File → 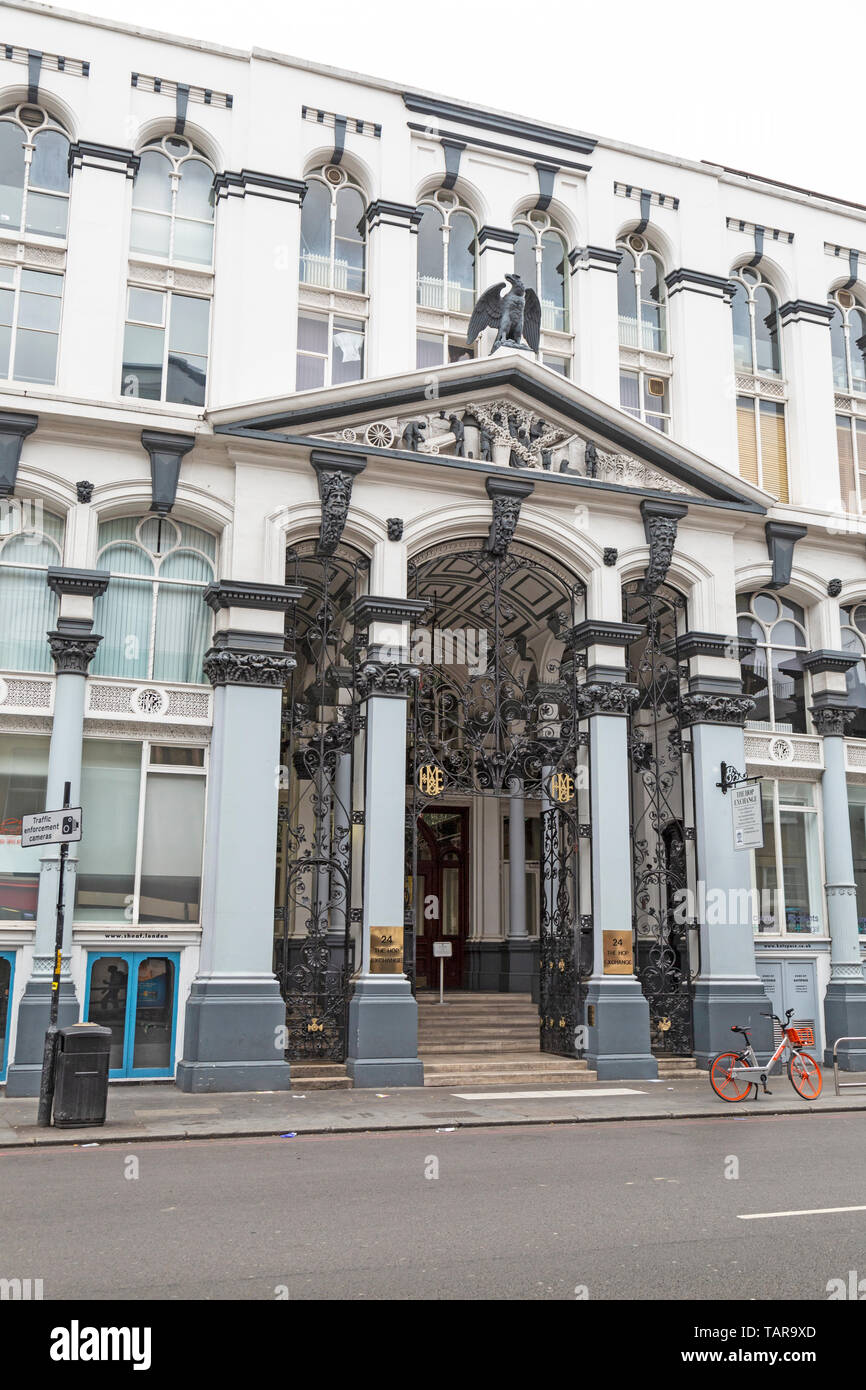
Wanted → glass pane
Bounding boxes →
[130,209,171,259]
[754,785,778,931]
[152,575,211,683]
[0,120,24,232]
[0,565,57,671]
[731,282,752,371]
[0,733,50,919]
[447,212,475,311]
[441,866,459,936]
[133,150,173,211]
[121,322,164,400]
[297,313,328,355]
[12,328,58,385]
[617,250,638,346]
[848,788,866,934]
[128,287,165,325]
[29,130,70,191]
[174,159,213,220]
[851,310,866,394]
[172,218,214,266]
[754,285,781,376]
[771,647,805,731]
[414,872,425,937]
[75,740,141,921]
[619,369,640,417]
[830,305,849,390]
[514,229,536,289]
[334,186,365,294]
[779,807,821,933]
[296,352,325,391]
[92,575,153,678]
[416,204,444,299]
[740,644,771,723]
[166,351,207,406]
[0,323,9,378]
[86,957,129,1070]
[0,956,10,1061]
[24,190,68,238]
[639,253,666,351]
[299,180,331,282]
[332,319,364,385]
[0,287,13,326]
[416,332,443,370]
[540,232,568,331]
[18,286,62,332]
[448,340,473,363]
[21,269,63,297]
[132,958,175,1069]
[169,294,210,356]
[543,354,569,376]
[776,781,815,808]
[139,775,205,923]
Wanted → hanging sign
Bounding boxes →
[602,931,633,975]
[370,925,404,974]
[731,782,763,851]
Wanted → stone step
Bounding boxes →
[419,1040,547,1054]
[424,1066,596,1088]
[290,1062,352,1091]
[423,1055,590,1076]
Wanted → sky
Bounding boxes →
[39,0,863,206]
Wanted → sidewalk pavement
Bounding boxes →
[2,1072,866,1147]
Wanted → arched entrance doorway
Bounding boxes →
[406,538,591,1056]
[622,579,698,1055]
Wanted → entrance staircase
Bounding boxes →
[655,1056,699,1079]
[289,1062,352,1091]
[417,991,596,1088]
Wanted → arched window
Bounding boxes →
[841,602,866,737]
[0,106,69,387]
[830,290,866,512]
[737,591,808,732]
[299,168,365,292]
[615,233,671,433]
[0,505,64,672]
[415,192,477,368]
[296,165,367,392]
[513,211,571,375]
[92,516,216,684]
[731,267,788,500]
[122,136,214,407]
[0,104,70,239]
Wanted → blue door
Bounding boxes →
[84,952,179,1078]
[0,950,15,1082]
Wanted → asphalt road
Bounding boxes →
[2,1112,865,1300]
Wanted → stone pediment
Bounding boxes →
[212,356,769,510]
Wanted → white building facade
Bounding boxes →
[1,0,865,1091]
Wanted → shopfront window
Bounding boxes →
[85,951,178,1077]
[74,740,206,925]
[737,591,808,732]
[754,780,823,934]
[0,505,64,672]
[841,603,866,738]
[848,784,866,934]
[0,732,48,920]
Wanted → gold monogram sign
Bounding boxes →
[549,771,575,804]
[418,764,445,796]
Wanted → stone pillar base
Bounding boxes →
[692,979,774,1070]
[583,978,658,1080]
[464,940,504,993]
[823,980,866,1070]
[5,979,80,1096]
[500,937,538,993]
[346,974,423,1087]
[175,976,291,1093]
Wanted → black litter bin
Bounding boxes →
[53,1023,112,1128]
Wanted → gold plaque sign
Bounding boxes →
[549,771,575,804]
[602,930,633,975]
[370,925,404,974]
[418,764,445,796]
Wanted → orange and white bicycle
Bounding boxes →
[709,1008,823,1103]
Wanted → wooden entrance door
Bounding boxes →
[414,808,468,989]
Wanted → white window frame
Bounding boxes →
[416,190,477,316]
[121,283,212,407]
[130,134,216,270]
[296,308,366,392]
[737,590,809,733]
[752,777,826,938]
[299,166,367,294]
[0,103,71,242]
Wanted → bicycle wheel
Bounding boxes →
[788,1052,823,1100]
[710,1052,752,1102]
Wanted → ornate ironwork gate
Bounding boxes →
[623,580,697,1056]
[406,540,589,1057]
[275,540,368,1061]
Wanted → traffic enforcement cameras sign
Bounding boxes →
[21,808,83,848]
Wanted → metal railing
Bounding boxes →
[832,1036,866,1094]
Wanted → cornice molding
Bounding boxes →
[46,567,110,599]
[204,581,305,614]
[401,92,597,156]
[213,170,307,204]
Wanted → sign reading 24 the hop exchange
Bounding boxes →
[731,782,764,851]
[602,930,633,975]
[370,925,404,974]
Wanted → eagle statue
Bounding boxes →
[466,273,542,354]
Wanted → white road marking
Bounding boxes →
[450,1088,646,1100]
[738,1205,866,1221]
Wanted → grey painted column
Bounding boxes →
[504,779,533,992]
[176,581,301,1093]
[579,680,658,1080]
[346,593,426,1087]
[679,660,774,1068]
[6,567,108,1096]
[812,701,866,1069]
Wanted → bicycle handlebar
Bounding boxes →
[760,1008,795,1026]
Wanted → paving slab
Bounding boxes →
[2,1071,866,1147]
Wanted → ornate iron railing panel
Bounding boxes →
[623,580,696,1057]
[275,541,368,1061]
